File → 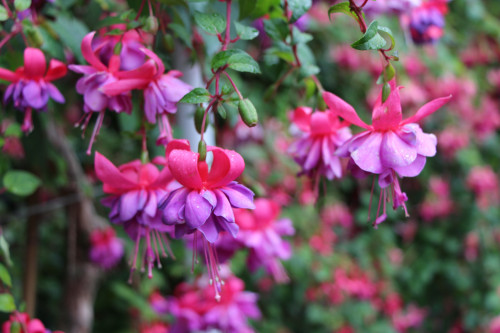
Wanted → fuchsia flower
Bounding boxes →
[158,139,255,299]
[2,312,63,333]
[103,48,191,144]
[323,79,451,225]
[289,106,352,181]
[466,166,500,210]
[165,269,260,333]
[69,32,156,153]
[0,48,66,132]
[407,0,449,44]
[89,227,124,269]
[95,152,176,279]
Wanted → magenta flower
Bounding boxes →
[158,139,255,298]
[69,32,156,153]
[234,198,294,282]
[408,2,448,44]
[103,48,191,144]
[89,227,124,269]
[323,80,451,225]
[95,152,176,279]
[167,270,260,332]
[289,106,352,181]
[0,48,66,132]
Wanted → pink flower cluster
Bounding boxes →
[2,312,63,333]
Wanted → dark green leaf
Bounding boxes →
[49,15,89,63]
[211,49,261,74]
[14,0,31,11]
[234,22,259,40]
[0,236,11,266]
[291,27,313,45]
[3,123,21,138]
[239,0,257,20]
[3,170,41,197]
[0,294,15,313]
[169,23,192,48]
[179,88,211,104]
[351,21,386,51]
[263,18,289,41]
[95,16,124,29]
[288,0,312,23]
[194,11,226,35]
[105,28,125,36]
[328,2,357,21]
[0,264,11,288]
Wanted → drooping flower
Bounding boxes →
[89,227,124,269]
[407,1,449,44]
[323,79,451,225]
[0,48,66,132]
[233,198,294,282]
[103,49,191,144]
[158,139,255,299]
[289,106,352,181]
[69,32,156,153]
[166,268,261,333]
[95,152,176,280]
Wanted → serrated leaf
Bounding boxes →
[180,88,211,104]
[0,294,15,313]
[288,0,312,23]
[351,21,386,51]
[234,22,259,40]
[194,11,226,35]
[14,0,31,11]
[211,49,260,74]
[0,5,8,21]
[3,171,41,197]
[0,264,11,288]
[328,2,364,21]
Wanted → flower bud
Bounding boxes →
[25,27,44,48]
[194,106,206,134]
[382,82,391,102]
[198,140,207,161]
[238,98,258,127]
[143,16,159,34]
[383,63,395,82]
[113,42,123,56]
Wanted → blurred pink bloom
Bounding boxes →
[289,106,352,181]
[420,176,453,221]
[139,322,169,333]
[320,203,353,228]
[2,312,63,333]
[489,316,500,333]
[407,1,448,44]
[309,226,336,255]
[167,270,261,332]
[324,79,451,225]
[466,166,500,210]
[438,127,469,159]
[331,44,380,77]
[334,267,377,300]
[464,231,479,262]
[488,69,500,88]
[89,227,124,269]
[363,0,421,15]
[0,48,66,132]
[95,152,176,279]
[392,305,427,333]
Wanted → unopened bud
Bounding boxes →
[143,16,159,34]
[113,42,123,55]
[163,34,174,52]
[238,98,258,127]
[317,92,327,111]
[383,63,395,82]
[194,106,206,134]
[25,27,43,48]
[382,82,391,102]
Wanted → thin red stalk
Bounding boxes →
[135,0,147,20]
[223,72,243,99]
[221,0,232,51]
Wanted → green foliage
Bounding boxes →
[351,21,387,51]
[3,171,41,197]
[193,11,226,35]
[179,88,211,104]
[211,49,261,74]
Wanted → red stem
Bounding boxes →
[223,72,243,99]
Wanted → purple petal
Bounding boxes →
[201,190,217,207]
[213,189,235,223]
[197,215,219,243]
[120,191,140,221]
[220,182,255,209]
[351,132,384,174]
[184,190,212,228]
[303,139,321,170]
[23,81,47,109]
[393,154,427,178]
[380,131,417,168]
[144,191,157,217]
[160,187,189,225]
[47,83,65,103]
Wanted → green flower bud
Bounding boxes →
[198,140,207,161]
[383,63,395,82]
[238,98,258,127]
[25,27,43,48]
[113,42,123,56]
[382,82,391,102]
[143,16,159,34]
[194,106,206,134]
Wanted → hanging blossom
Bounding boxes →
[406,0,450,44]
[69,31,157,153]
[289,106,352,181]
[0,48,66,133]
[103,48,192,145]
[94,152,177,280]
[2,312,63,333]
[162,268,261,333]
[323,79,451,226]
[89,226,124,269]
[158,139,255,300]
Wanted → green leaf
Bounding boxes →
[193,11,226,35]
[0,236,11,267]
[328,2,357,21]
[14,0,31,11]
[3,123,21,138]
[378,25,396,51]
[0,5,8,21]
[211,49,261,74]
[49,15,89,63]
[288,0,312,23]
[239,0,257,20]
[234,22,259,40]
[169,23,192,48]
[3,170,41,197]
[351,21,387,51]
[0,294,15,313]
[0,264,11,288]
[179,88,211,104]
[263,18,289,41]
[105,28,125,36]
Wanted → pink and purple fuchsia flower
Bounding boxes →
[94,152,177,280]
[159,139,255,300]
[289,106,352,181]
[0,48,66,133]
[323,79,451,226]
[89,227,124,269]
